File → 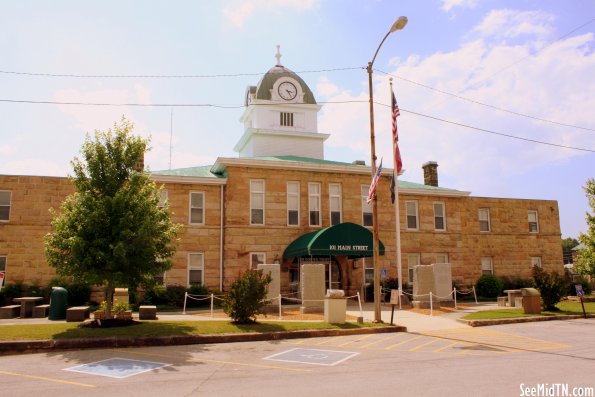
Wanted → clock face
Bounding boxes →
[278,81,297,100]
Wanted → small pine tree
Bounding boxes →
[223,269,272,324]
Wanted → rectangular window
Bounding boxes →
[154,271,166,286]
[280,112,294,127]
[329,183,342,226]
[250,180,265,225]
[436,253,449,264]
[481,257,493,275]
[406,201,419,230]
[531,257,542,268]
[158,190,168,208]
[528,210,539,233]
[479,208,491,232]
[189,192,204,224]
[308,183,321,227]
[250,252,266,269]
[287,182,300,226]
[361,185,372,227]
[0,191,11,222]
[0,256,6,288]
[408,253,420,282]
[434,202,446,231]
[188,253,204,286]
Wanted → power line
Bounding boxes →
[375,68,595,133]
[0,66,363,79]
[3,96,592,152]
[379,104,595,153]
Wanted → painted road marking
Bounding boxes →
[385,335,424,350]
[337,334,375,347]
[408,338,441,352]
[264,348,359,366]
[0,370,96,388]
[112,349,313,373]
[358,334,404,349]
[64,358,172,379]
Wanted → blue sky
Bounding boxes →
[1,0,594,239]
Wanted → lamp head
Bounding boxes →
[390,16,408,32]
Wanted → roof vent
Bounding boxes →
[352,160,366,166]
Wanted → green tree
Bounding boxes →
[45,118,181,318]
[223,269,272,324]
[576,179,595,278]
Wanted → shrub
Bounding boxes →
[185,284,210,308]
[475,275,504,298]
[223,269,272,324]
[47,277,92,306]
[568,276,592,296]
[500,276,533,291]
[0,282,27,305]
[532,266,568,311]
[141,284,188,307]
[164,285,187,307]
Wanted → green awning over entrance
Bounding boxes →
[283,222,385,259]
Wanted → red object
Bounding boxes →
[392,91,402,175]
[367,158,383,204]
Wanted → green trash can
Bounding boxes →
[521,288,541,314]
[48,286,69,320]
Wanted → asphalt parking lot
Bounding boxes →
[0,319,593,397]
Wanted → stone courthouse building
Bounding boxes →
[0,54,564,297]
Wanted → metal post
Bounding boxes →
[473,286,478,304]
[183,292,187,315]
[454,287,457,309]
[279,294,282,320]
[210,293,214,318]
[430,292,433,316]
[357,291,364,319]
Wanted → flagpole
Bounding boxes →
[390,78,403,309]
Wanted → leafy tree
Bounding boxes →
[532,266,567,311]
[223,269,272,324]
[45,118,181,318]
[576,179,595,278]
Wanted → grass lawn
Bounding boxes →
[462,301,595,321]
[0,320,386,341]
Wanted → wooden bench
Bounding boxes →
[32,304,50,318]
[139,305,157,320]
[0,305,21,319]
[66,306,90,322]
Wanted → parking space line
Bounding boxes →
[111,349,313,373]
[315,336,344,346]
[337,334,375,347]
[432,341,459,353]
[0,370,96,388]
[385,335,424,350]
[408,339,440,352]
[358,334,404,349]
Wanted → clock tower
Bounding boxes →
[234,46,329,159]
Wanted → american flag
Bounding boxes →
[367,157,383,204]
[392,91,402,175]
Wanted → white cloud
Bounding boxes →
[441,0,477,12]
[223,0,318,27]
[316,76,340,97]
[473,9,555,39]
[318,16,595,194]
[0,144,16,156]
[53,87,148,136]
[2,159,69,177]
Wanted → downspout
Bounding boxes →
[219,184,224,291]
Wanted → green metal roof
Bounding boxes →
[151,165,224,178]
[247,155,363,167]
[256,66,317,104]
[283,222,385,259]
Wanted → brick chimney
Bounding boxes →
[134,152,145,173]
[422,161,439,187]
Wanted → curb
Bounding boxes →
[0,325,406,356]
[457,313,594,327]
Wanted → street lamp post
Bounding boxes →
[367,16,408,323]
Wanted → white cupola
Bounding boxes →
[234,46,329,159]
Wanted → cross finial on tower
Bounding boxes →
[275,45,282,66]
